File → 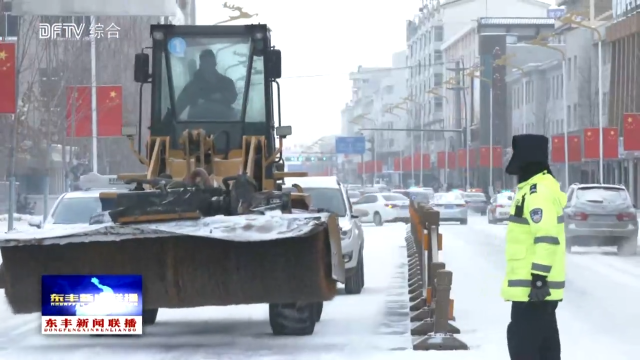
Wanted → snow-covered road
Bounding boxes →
[438,214,640,360]
[1,215,639,359]
[0,223,414,360]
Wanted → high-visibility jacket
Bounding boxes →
[501,171,566,302]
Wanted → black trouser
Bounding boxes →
[507,301,560,360]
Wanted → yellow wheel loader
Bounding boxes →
[0,24,344,336]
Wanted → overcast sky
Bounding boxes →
[196,0,554,146]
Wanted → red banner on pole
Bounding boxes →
[437,152,446,169]
[551,135,564,163]
[393,157,401,172]
[0,42,17,114]
[96,85,123,137]
[623,113,640,151]
[469,148,477,168]
[568,135,581,162]
[66,86,93,137]
[492,146,503,168]
[457,149,466,168]
[357,162,364,175]
[447,152,456,169]
[479,146,490,167]
[584,127,618,159]
[402,155,412,171]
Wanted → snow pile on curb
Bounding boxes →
[0,214,38,223]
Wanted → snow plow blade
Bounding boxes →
[0,213,345,314]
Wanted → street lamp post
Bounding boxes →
[526,36,570,190]
[559,14,604,183]
[466,68,495,192]
[350,113,379,185]
[427,89,450,187]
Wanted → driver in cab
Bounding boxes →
[175,49,238,120]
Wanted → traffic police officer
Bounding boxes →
[502,134,566,360]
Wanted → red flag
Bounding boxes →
[422,153,431,170]
[357,162,364,175]
[568,135,581,163]
[66,86,93,137]
[373,161,382,173]
[469,148,477,168]
[551,135,565,163]
[402,155,412,170]
[604,127,618,159]
[447,152,456,169]
[0,42,17,113]
[412,152,422,170]
[97,85,123,137]
[393,157,401,172]
[437,152,446,169]
[457,149,466,168]
[584,127,619,159]
[492,146,503,168]
[583,128,598,159]
[479,146,490,167]
[623,113,640,151]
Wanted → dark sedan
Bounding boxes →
[462,192,488,215]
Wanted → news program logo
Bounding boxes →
[41,275,143,335]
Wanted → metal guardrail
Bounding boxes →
[405,200,468,351]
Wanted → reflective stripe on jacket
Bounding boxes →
[501,171,566,301]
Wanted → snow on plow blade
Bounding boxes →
[0,213,345,314]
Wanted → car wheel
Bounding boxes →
[617,237,637,256]
[565,238,573,253]
[345,255,364,295]
[373,212,383,227]
[269,303,316,336]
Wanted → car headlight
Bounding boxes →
[340,227,352,240]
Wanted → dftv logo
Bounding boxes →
[39,23,85,40]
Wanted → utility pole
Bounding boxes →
[446,62,472,190]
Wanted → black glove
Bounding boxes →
[528,274,551,301]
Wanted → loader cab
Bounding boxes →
[134,24,282,159]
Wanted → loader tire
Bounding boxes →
[142,308,158,325]
[269,303,316,336]
[314,302,323,322]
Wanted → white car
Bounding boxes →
[431,192,468,225]
[487,192,515,224]
[284,176,366,294]
[28,189,129,229]
[347,190,361,202]
[351,192,410,226]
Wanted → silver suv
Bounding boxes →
[564,183,638,255]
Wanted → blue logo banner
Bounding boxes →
[41,275,143,317]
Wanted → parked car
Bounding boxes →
[462,192,489,215]
[393,189,431,205]
[431,192,468,225]
[352,193,410,226]
[347,190,361,202]
[28,189,129,229]
[487,192,515,224]
[564,183,638,255]
[284,176,366,294]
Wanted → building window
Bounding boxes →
[573,56,578,79]
[434,50,443,63]
[0,1,19,39]
[434,26,443,42]
[603,91,609,116]
[434,73,443,86]
[567,105,571,129]
[567,58,572,81]
[434,97,443,112]
[560,76,563,98]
